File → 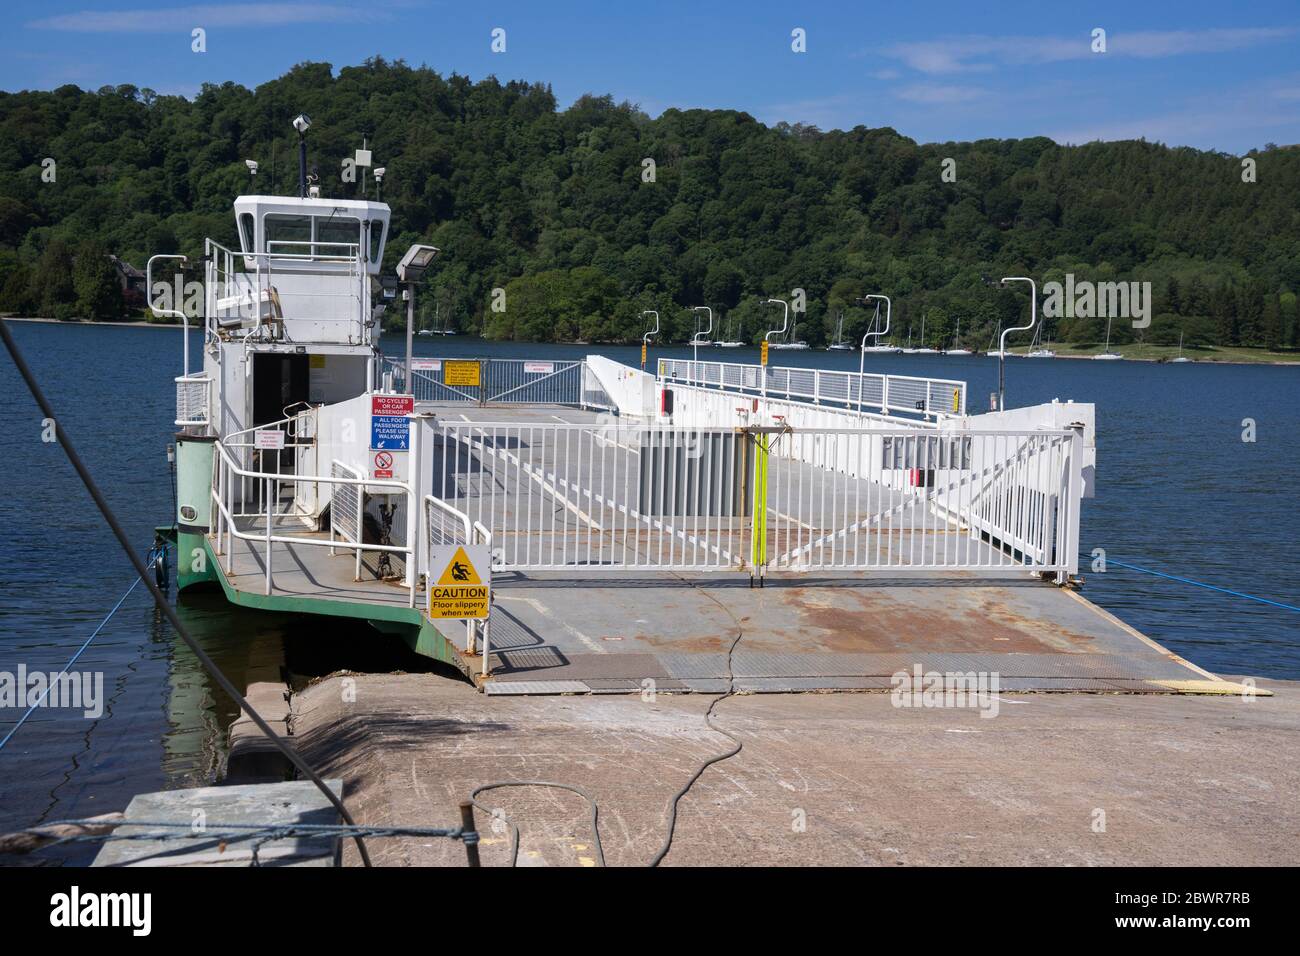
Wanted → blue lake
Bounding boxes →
[1,321,1297,855]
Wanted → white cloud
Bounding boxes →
[27,3,367,33]
[1049,84,1300,149]
[885,27,1293,75]
[895,83,986,105]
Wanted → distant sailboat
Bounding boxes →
[828,311,853,350]
[912,312,938,354]
[901,325,920,354]
[770,308,809,349]
[947,313,972,355]
[1171,330,1192,362]
[1026,320,1056,358]
[862,302,901,353]
[715,315,744,347]
[1093,316,1122,360]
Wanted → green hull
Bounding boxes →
[189,535,465,671]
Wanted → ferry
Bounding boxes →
[149,130,1252,712]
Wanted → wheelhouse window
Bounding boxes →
[262,212,362,259]
[368,220,387,264]
[264,214,311,253]
[238,213,255,253]
[316,215,361,255]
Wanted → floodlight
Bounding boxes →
[396,244,440,283]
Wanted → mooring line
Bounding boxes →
[1100,556,1300,613]
[0,574,144,755]
[0,317,373,867]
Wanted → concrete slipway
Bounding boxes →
[290,673,1299,867]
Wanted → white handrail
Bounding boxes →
[211,440,415,602]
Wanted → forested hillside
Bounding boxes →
[1,57,1297,350]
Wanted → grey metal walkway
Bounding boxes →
[481,571,1214,695]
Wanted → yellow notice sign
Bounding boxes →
[760,340,769,366]
[444,360,481,386]
[427,544,491,620]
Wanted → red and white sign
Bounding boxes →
[373,450,394,478]
[524,361,555,374]
[371,394,414,416]
[411,358,441,371]
[254,429,285,450]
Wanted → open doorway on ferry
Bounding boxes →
[252,352,309,472]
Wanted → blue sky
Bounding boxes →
[4,0,1299,152]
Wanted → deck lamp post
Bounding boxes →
[987,276,1037,411]
[373,166,386,201]
[858,293,891,412]
[691,306,713,368]
[396,244,440,389]
[641,309,659,371]
[763,298,789,412]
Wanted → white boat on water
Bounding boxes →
[827,312,853,350]
[1171,331,1192,362]
[1093,317,1122,360]
[768,302,808,348]
[860,301,901,352]
[714,315,744,347]
[1025,322,1055,358]
[946,314,972,355]
[911,312,938,353]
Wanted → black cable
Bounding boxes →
[647,582,744,867]
[0,317,372,867]
[469,781,605,867]
[648,429,785,865]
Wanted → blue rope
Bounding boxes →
[0,573,145,754]
[1102,557,1300,614]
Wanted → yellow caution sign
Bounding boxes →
[428,544,491,620]
[444,360,481,387]
[641,341,648,368]
[760,340,769,366]
[952,388,961,413]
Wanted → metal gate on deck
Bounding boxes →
[425,421,1081,577]
[386,357,590,406]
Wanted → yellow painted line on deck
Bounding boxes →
[1147,679,1273,696]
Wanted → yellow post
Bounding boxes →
[750,433,768,569]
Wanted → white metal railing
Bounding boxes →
[427,420,1081,579]
[329,460,365,580]
[205,238,370,345]
[175,375,210,427]
[385,357,613,409]
[425,495,494,674]
[210,433,416,603]
[657,358,967,419]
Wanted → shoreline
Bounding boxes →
[4,315,1297,366]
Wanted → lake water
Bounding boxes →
[1,321,1297,859]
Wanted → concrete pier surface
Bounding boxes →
[291,673,1299,867]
